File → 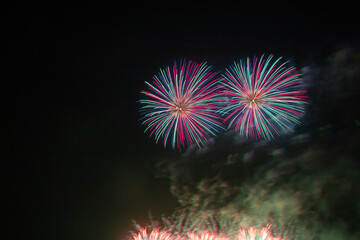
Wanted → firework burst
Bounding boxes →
[219,55,307,139]
[140,60,224,150]
[132,226,285,240]
[131,211,288,240]
[235,225,284,240]
[132,228,175,240]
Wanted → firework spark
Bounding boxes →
[219,55,307,139]
[140,60,224,150]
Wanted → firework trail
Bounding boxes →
[140,60,224,150]
[219,55,307,140]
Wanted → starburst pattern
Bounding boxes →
[140,60,224,150]
[220,55,307,139]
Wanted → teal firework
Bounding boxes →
[140,60,224,150]
[220,55,307,140]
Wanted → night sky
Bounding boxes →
[2,1,359,240]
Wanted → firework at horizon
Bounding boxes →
[132,228,175,240]
[219,55,307,140]
[132,225,285,240]
[140,60,224,150]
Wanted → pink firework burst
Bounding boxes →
[131,225,285,240]
[139,60,224,150]
[236,225,284,240]
[220,55,307,140]
[132,228,175,240]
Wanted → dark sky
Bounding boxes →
[2,1,359,240]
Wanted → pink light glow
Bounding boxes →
[131,225,285,240]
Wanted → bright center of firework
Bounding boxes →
[175,104,187,113]
[246,91,262,108]
[171,100,188,116]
